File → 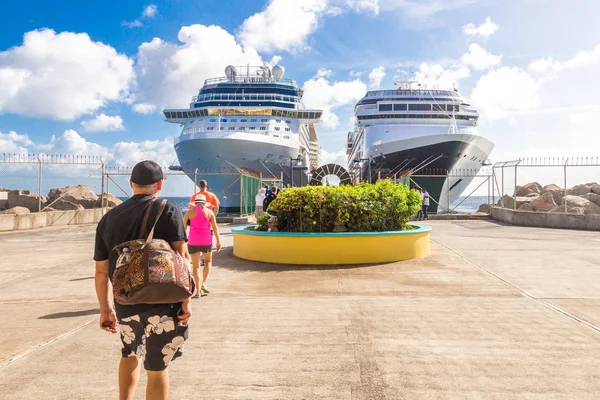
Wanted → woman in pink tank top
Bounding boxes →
[183,194,222,297]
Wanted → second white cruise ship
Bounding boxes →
[347,80,494,212]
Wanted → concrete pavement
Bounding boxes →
[0,221,599,399]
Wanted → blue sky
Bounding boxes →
[1,0,600,172]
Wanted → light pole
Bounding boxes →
[289,155,302,187]
[354,156,373,183]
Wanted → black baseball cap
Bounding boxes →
[130,160,164,185]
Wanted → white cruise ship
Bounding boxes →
[163,64,322,214]
[347,80,494,212]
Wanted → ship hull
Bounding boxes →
[360,133,494,213]
[174,136,309,214]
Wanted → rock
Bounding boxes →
[497,194,515,209]
[540,189,564,205]
[564,195,600,215]
[567,184,592,196]
[525,192,540,198]
[591,184,600,195]
[548,205,585,215]
[7,190,47,212]
[514,185,533,197]
[543,184,562,192]
[580,193,600,207]
[518,203,533,211]
[0,206,31,215]
[94,193,123,208]
[475,203,490,214]
[530,192,557,212]
[524,182,543,194]
[47,185,98,209]
[47,199,85,211]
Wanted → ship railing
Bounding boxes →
[203,76,297,86]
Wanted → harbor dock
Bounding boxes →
[1,220,600,399]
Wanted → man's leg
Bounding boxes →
[424,205,429,220]
[146,370,169,400]
[119,356,141,400]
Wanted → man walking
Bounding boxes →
[191,180,220,216]
[263,185,278,213]
[255,187,266,218]
[94,160,191,400]
[421,187,430,221]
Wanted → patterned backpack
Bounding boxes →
[112,199,195,305]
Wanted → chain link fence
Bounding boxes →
[492,156,600,214]
[0,153,283,217]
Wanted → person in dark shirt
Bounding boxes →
[94,160,191,400]
[263,185,278,211]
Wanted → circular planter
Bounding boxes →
[231,224,431,265]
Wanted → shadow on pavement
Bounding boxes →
[213,247,389,272]
[39,309,99,319]
[68,276,94,282]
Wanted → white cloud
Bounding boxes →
[302,75,367,128]
[319,148,347,165]
[414,63,470,89]
[132,103,158,114]
[269,55,283,66]
[122,4,158,28]
[461,43,502,71]
[380,0,482,21]
[463,16,499,37]
[0,131,34,153]
[4,128,176,168]
[368,66,386,89]
[343,0,380,15]
[315,68,335,78]
[0,29,134,120]
[471,67,540,121]
[133,25,262,109]
[237,0,331,53]
[349,70,364,78]
[142,5,158,18]
[80,114,124,132]
[529,44,600,76]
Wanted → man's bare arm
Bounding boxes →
[169,240,192,324]
[95,260,117,333]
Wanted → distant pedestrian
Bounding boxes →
[255,187,266,218]
[421,187,430,220]
[94,160,191,400]
[415,188,424,220]
[184,195,221,297]
[190,180,220,216]
[263,185,278,212]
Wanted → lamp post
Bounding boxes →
[354,156,373,183]
[289,154,302,187]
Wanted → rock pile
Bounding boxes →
[0,185,122,213]
[495,182,600,215]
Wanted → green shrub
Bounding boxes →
[255,214,270,231]
[267,180,421,232]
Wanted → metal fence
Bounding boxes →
[492,156,600,213]
[0,153,283,216]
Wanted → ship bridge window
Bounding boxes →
[250,126,256,130]
[230,118,237,122]
[241,119,247,122]
[285,128,291,131]
[261,118,268,122]
[228,127,235,130]
[239,127,246,130]
[408,104,431,111]
[393,104,407,111]
[378,104,393,111]
[250,119,257,122]
[432,104,445,112]
[176,112,183,118]
[275,127,281,131]
[285,120,291,123]
[210,118,216,122]
[207,127,214,130]
[276,119,281,123]
[221,118,227,122]
[260,127,267,130]
[447,104,459,112]
[219,127,224,131]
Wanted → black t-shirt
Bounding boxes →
[94,194,187,319]
[263,193,277,210]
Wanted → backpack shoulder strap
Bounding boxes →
[145,199,168,246]
[138,199,156,239]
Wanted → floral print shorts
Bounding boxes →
[118,306,189,371]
